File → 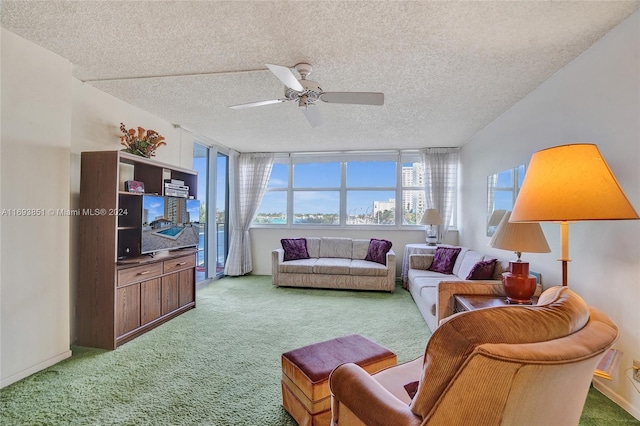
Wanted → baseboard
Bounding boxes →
[593,378,640,421]
[0,349,72,389]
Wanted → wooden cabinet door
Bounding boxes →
[141,278,162,324]
[178,269,195,307]
[161,274,180,315]
[116,284,140,337]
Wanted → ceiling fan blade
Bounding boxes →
[301,105,324,127]
[266,64,304,92]
[320,92,384,106]
[228,99,286,109]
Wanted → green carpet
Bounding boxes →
[1,276,638,425]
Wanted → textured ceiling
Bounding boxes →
[2,1,639,153]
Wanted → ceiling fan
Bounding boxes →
[228,63,384,127]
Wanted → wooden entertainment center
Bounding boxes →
[77,151,198,349]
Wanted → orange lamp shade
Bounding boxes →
[510,144,638,222]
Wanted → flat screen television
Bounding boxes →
[141,195,200,255]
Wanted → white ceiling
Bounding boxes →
[2,1,638,153]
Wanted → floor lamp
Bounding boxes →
[510,144,639,286]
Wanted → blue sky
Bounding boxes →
[143,195,164,221]
[193,155,227,211]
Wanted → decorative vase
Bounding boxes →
[502,261,537,304]
[122,148,151,158]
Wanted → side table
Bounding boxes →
[454,294,539,313]
[401,243,438,288]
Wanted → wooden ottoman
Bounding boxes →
[281,334,397,426]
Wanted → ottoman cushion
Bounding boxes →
[281,334,397,425]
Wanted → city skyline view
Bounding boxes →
[142,195,200,225]
[258,161,425,225]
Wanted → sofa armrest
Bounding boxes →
[386,249,396,269]
[330,363,422,426]
[273,248,284,262]
[409,254,434,270]
[272,249,284,284]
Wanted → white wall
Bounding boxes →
[1,29,73,387]
[459,12,640,419]
[0,28,195,387]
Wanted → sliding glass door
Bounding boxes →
[193,143,229,282]
[215,152,228,277]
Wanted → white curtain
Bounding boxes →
[421,148,459,243]
[224,151,274,276]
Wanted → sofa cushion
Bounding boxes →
[314,258,351,275]
[455,251,485,280]
[364,238,393,265]
[306,238,321,258]
[279,258,317,274]
[320,237,353,258]
[451,247,470,276]
[350,260,389,277]
[429,247,461,274]
[352,239,371,260]
[467,259,497,280]
[408,269,453,286]
[281,238,310,261]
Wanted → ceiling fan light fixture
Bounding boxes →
[298,95,309,109]
[294,63,313,79]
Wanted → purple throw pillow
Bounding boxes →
[404,381,419,399]
[365,238,393,265]
[467,259,497,280]
[281,238,310,261]
[429,247,461,274]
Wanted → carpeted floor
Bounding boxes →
[1,276,638,425]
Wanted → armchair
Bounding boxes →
[329,286,618,426]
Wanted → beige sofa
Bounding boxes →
[407,246,542,332]
[272,237,396,292]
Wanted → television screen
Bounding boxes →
[141,195,200,255]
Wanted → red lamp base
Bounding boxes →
[502,261,537,304]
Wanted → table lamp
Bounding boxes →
[510,144,639,286]
[489,211,551,303]
[420,209,442,245]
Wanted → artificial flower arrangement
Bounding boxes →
[119,123,166,158]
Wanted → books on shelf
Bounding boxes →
[594,348,622,380]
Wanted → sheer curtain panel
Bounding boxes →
[224,152,274,276]
[421,148,459,243]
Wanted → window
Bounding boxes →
[255,151,440,228]
[255,161,288,224]
[400,153,425,225]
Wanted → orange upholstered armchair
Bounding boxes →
[329,286,618,426]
